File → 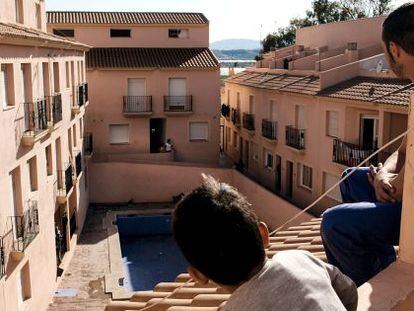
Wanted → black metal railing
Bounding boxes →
[76,83,88,107]
[57,163,74,196]
[24,99,48,134]
[221,104,230,118]
[262,119,277,140]
[48,93,62,125]
[83,132,93,156]
[0,237,5,279]
[123,96,152,113]
[164,96,193,112]
[231,108,241,125]
[286,126,306,150]
[10,201,39,252]
[75,151,82,176]
[332,138,389,167]
[243,113,255,131]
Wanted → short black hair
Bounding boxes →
[172,175,265,286]
[382,3,414,56]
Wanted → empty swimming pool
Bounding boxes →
[117,214,188,291]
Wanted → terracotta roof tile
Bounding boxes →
[225,72,321,96]
[105,219,324,311]
[0,22,89,50]
[319,76,414,106]
[47,12,209,25]
[87,48,219,69]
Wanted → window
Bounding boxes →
[169,29,189,38]
[68,128,72,154]
[295,105,305,129]
[28,157,38,192]
[226,126,231,149]
[110,29,131,37]
[73,124,77,147]
[326,111,339,137]
[237,92,241,106]
[251,142,259,162]
[323,172,342,202]
[128,78,146,96]
[53,29,75,37]
[45,145,53,176]
[17,262,31,305]
[168,78,187,107]
[270,100,277,120]
[1,64,14,108]
[109,124,129,144]
[15,0,23,24]
[299,164,313,190]
[42,63,50,98]
[79,117,84,138]
[189,122,208,141]
[233,131,238,148]
[20,64,29,103]
[53,62,60,93]
[249,95,254,114]
[264,149,273,169]
[65,62,70,88]
[35,3,42,29]
[227,90,230,106]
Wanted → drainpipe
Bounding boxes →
[399,93,414,263]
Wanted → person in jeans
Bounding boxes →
[321,3,414,287]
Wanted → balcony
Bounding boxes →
[221,104,230,118]
[0,237,4,279]
[48,93,62,126]
[231,108,241,126]
[22,99,49,146]
[123,96,152,116]
[262,119,278,141]
[56,163,74,203]
[242,113,255,132]
[164,96,193,114]
[83,132,93,158]
[332,138,387,167]
[75,151,83,178]
[285,126,306,150]
[10,201,39,259]
[72,83,88,114]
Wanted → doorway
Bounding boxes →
[275,155,282,193]
[150,118,166,153]
[286,160,294,198]
[360,115,379,150]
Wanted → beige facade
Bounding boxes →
[47,12,221,165]
[222,17,412,215]
[0,1,90,310]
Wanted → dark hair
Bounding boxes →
[382,3,414,56]
[172,175,265,285]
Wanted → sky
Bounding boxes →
[46,0,409,43]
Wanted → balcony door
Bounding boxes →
[360,115,379,150]
[295,106,305,129]
[128,78,146,111]
[168,78,186,108]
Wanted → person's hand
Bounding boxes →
[367,163,398,203]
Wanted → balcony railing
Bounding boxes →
[286,126,306,150]
[262,119,277,140]
[332,138,388,167]
[231,108,241,125]
[83,132,93,156]
[57,163,74,196]
[24,99,48,134]
[76,83,88,107]
[221,104,230,118]
[75,151,82,176]
[0,237,4,279]
[243,113,255,131]
[164,96,193,112]
[10,201,39,252]
[48,93,62,125]
[123,96,152,114]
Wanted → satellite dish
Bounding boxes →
[376,60,384,73]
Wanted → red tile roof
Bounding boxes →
[319,76,414,107]
[47,12,209,25]
[225,72,321,96]
[87,48,219,69]
[0,22,89,50]
[105,218,324,311]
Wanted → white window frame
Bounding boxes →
[264,149,273,170]
[326,110,339,137]
[299,163,313,190]
[189,122,209,142]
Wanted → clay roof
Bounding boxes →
[0,22,89,50]
[47,11,209,25]
[318,76,414,107]
[225,71,321,96]
[106,218,324,310]
[86,48,219,69]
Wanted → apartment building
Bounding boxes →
[47,12,221,165]
[222,16,414,214]
[0,1,90,310]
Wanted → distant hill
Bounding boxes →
[210,39,260,50]
[212,49,259,61]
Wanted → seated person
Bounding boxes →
[172,175,358,311]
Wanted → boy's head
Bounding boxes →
[172,174,269,287]
[382,3,414,79]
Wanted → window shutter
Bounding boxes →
[190,122,208,141]
[328,111,339,137]
[109,125,129,144]
[324,173,342,202]
[0,66,7,108]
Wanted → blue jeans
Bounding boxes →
[321,167,402,286]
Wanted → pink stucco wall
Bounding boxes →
[0,0,46,31]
